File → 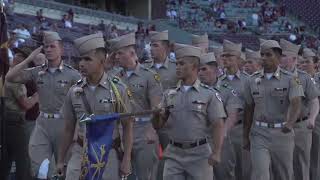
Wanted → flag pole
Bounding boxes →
[0,0,6,162]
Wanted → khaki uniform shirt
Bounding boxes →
[218,70,248,121]
[243,67,304,123]
[62,72,132,139]
[14,62,81,113]
[288,68,320,118]
[214,83,243,113]
[143,57,178,90]
[162,79,226,141]
[116,63,163,140]
[4,81,27,114]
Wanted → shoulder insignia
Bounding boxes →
[215,92,222,102]
[294,77,302,85]
[126,88,133,98]
[154,73,161,82]
[112,76,120,84]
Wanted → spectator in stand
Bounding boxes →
[36,9,46,23]
[110,25,119,39]
[98,20,106,32]
[13,24,31,47]
[67,8,74,23]
[62,14,72,29]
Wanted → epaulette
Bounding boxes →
[168,58,176,63]
[143,59,153,63]
[76,79,83,85]
[251,70,262,77]
[297,69,308,75]
[200,83,216,92]
[64,64,77,70]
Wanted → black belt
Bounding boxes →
[169,138,207,149]
[297,116,308,123]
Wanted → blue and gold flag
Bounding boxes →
[80,113,120,180]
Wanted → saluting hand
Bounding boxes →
[27,46,43,63]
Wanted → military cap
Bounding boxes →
[260,40,281,52]
[302,48,316,58]
[150,30,169,42]
[280,39,300,57]
[222,40,242,57]
[200,52,216,65]
[43,31,62,44]
[174,43,202,59]
[211,46,223,58]
[245,48,261,61]
[74,33,105,56]
[191,33,209,45]
[108,33,135,51]
[13,45,34,58]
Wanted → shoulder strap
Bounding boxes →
[109,80,128,113]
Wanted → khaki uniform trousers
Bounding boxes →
[163,143,213,180]
[250,125,294,180]
[212,135,236,180]
[28,115,65,177]
[229,124,251,180]
[66,143,120,180]
[293,120,312,180]
[310,118,320,180]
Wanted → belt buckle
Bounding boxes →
[267,123,275,128]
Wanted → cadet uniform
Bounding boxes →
[64,33,133,180]
[218,40,247,180]
[199,53,242,180]
[191,33,209,53]
[1,82,32,180]
[9,31,81,177]
[162,44,226,180]
[243,40,304,180]
[280,39,319,180]
[303,48,320,180]
[109,33,163,180]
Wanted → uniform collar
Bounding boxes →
[176,79,201,92]
[261,66,281,80]
[42,60,65,72]
[81,72,109,89]
[221,69,242,80]
[122,62,142,77]
[151,56,170,69]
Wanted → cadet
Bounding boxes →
[56,33,134,180]
[218,39,247,180]
[191,33,209,53]
[243,49,262,75]
[212,46,224,77]
[300,48,320,180]
[243,39,304,180]
[5,31,81,178]
[144,30,178,91]
[156,43,226,180]
[279,39,319,180]
[199,52,242,180]
[143,30,178,180]
[109,33,163,180]
[0,46,39,180]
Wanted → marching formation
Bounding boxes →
[1,29,320,180]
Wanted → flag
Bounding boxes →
[0,10,9,87]
[80,114,119,180]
